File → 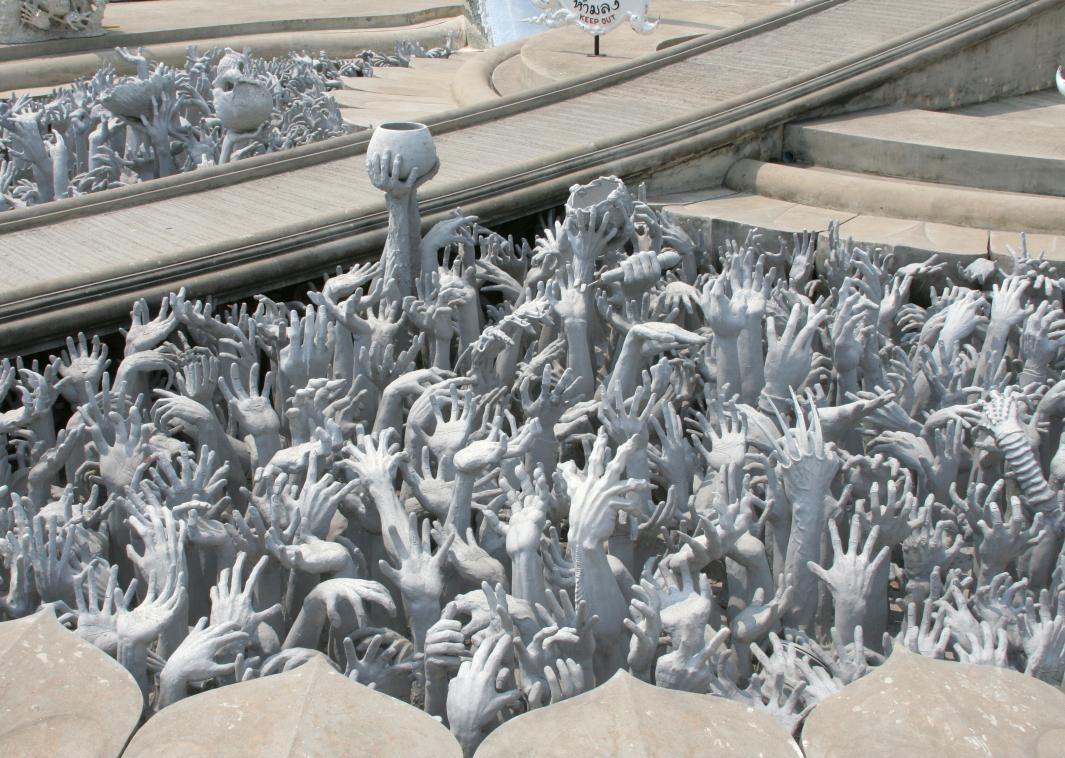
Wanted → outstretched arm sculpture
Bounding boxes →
[4,156,1065,745]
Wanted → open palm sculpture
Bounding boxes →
[1,135,1064,755]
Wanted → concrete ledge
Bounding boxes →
[506,42,559,92]
[725,159,1065,235]
[511,0,756,86]
[833,213,989,267]
[488,52,532,97]
[658,190,989,269]
[784,105,1065,196]
[450,36,525,106]
[990,230,1065,268]
[952,90,1065,126]
[661,191,855,254]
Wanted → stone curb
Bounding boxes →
[782,111,1065,197]
[450,36,526,106]
[724,159,1065,235]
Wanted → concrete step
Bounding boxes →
[951,90,1065,128]
[489,52,524,97]
[784,96,1065,197]
[654,190,993,270]
[651,188,853,254]
[724,159,1065,236]
[509,0,787,87]
[492,47,550,95]
[653,186,1065,274]
[988,231,1065,270]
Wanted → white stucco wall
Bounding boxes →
[470,0,549,46]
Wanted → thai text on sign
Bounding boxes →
[571,1,621,27]
[525,0,657,36]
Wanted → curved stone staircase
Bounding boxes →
[657,90,1065,270]
[486,0,790,98]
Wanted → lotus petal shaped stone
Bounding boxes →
[802,648,1065,757]
[0,610,142,757]
[476,670,802,757]
[123,655,461,758]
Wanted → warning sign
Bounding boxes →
[525,0,657,36]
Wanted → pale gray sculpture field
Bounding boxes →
[1,124,1065,755]
[0,39,454,211]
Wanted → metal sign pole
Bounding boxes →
[523,2,658,56]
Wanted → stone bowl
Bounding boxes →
[566,175,635,234]
[367,121,438,181]
[213,76,274,132]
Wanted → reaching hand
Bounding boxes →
[560,430,649,551]
[446,633,522,754]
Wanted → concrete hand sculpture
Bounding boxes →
[1,0,107,43]
[0,42,443,210]
[4,158,1065,754]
